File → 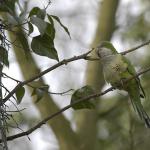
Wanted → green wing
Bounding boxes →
[121,55,150,127]
[122,55,146,98]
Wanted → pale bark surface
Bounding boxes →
[76,1,119,150]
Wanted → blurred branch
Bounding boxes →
[2,66,150,142]
[3,73,74,95]
[120,40,150,55]
[45,0,52,10]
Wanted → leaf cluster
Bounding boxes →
[0,1,71,104]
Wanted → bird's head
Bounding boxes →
[96,41,117,58]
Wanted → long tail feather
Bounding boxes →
[130,98,150,128]
[135,103,150,128]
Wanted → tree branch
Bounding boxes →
[3,40,150,103]
[3,50,92,103]
[120,40,150,55]
[2,66,150,142]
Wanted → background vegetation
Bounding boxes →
[0,0,150,149]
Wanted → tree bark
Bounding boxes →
[7,27,79,150]
[76,0,120,150]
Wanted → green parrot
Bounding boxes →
[96,41,150,127]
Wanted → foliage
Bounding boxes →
[0,1,72,104]
[0,0,150,150]
[71,85,96,109]
[15,86,25,104]
[0,1,71,62]
[120,0,150,41]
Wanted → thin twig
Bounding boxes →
[120,40,150,55]
[3,40,150,103]
[2,66,150,142]
[83,40,150,61]
[45,0,52,10]
[6,108,26,113]
[3,73,74,95]
[47,89,74,95]
[3,50,93,103]
[3,39,150,103]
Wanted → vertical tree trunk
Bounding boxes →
[76,1,120,150]
[6,27,79,150]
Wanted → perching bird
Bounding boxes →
[96,41,150,128]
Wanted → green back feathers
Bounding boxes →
[99,41,117,54]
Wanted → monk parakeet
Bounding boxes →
[96,41,150,127]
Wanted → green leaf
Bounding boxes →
[28,22,34,35]
[47,14,54,26]
[71,85,96,110]
[48,14,71,38]
[45,22,55,39]
[30,16,47,36]
[37,9,46,19]
[31,34,59,61]
[29,7,46,19]
[15,86,25,104]
[29,7,40,17]
[0,46,9,66]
